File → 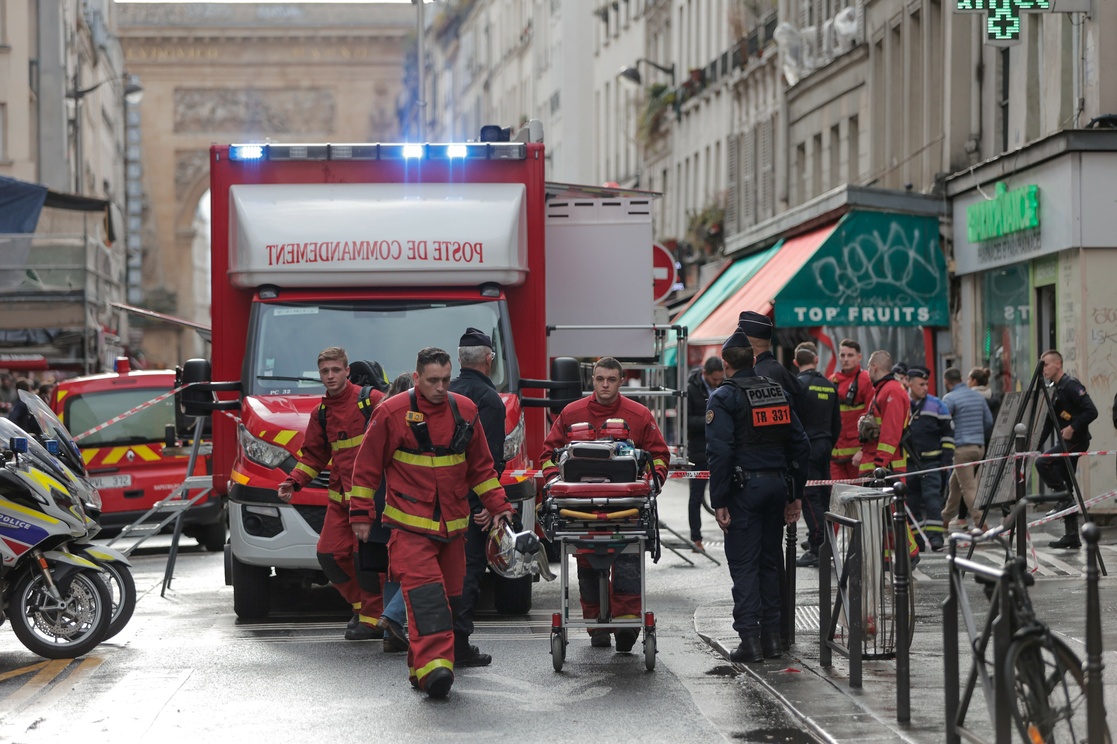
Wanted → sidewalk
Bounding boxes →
[693,524,1117,743]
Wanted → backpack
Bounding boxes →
[317,360,389,450]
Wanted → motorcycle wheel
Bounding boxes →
[10,569,112,659]
[95,561,137,640]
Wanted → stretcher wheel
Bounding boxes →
[644,629,656,671]
[551,631,566,672]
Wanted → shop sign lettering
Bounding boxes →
[265,239,485,267]
[967,182,1040,242]
[790,306,932,325]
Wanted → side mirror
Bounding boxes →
[179,358,215,419]
[549,357,582,417]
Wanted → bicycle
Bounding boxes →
[945,497,1106,744]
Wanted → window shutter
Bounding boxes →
[759,119,774,220]
[742,127,757,227]
[725,134,739,234]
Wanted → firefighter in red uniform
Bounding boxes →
[277,347,385,640]
[830,338,873,482]
[853,349,911,476]
[349,347,512,699]
[539,356,670,653]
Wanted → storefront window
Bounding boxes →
[981,264,1032,406]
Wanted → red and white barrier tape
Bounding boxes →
[73,382,195,441]
[1024,489,1117,528]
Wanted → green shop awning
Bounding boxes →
[774,211,947,327]
[664,244,778,365]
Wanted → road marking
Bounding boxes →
[0,661,49,684]
[0,657,103,732]
[1030,549,1079,575]
[0,659,71,717]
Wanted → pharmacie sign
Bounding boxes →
[966,182,1039,243]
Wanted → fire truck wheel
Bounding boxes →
[231,553,271,620]
[492,573,532,615]
[192,517,227,553]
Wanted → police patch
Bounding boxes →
[705,410,715,425]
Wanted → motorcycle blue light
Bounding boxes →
[9,437,28,453]
[45,440,60,455]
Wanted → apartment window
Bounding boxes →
[829,124,841,190]
[0,104,6,162]
[759,119,774,218]
[811,133,823,198]
[848,115,860,183]
[741,128,757,226]
[999,47,1010,154]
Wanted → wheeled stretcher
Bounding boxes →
[541,440,661,671]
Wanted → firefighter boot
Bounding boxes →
[455,631,492,667]
[424,667,454,699]
[1048,514,1082,549]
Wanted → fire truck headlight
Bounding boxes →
[238,424,289,469]
[503,413,525,462]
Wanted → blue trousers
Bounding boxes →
[724,474,787,640]
[688,473,708,541]
[906,468,944,535]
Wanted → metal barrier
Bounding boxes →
[819,511,865,688]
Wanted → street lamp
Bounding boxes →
[617,58,676,86]
[66,73,144,194]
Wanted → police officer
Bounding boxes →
[707,331,810,663]
[448,327,506,667]
[737,311,801,415]
[905,367,954,552]
[792,342,840,567]
[1035,350,1098,549]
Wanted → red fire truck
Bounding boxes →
[51,359,225,550]
[193,130,674,620]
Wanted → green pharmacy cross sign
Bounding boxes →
[955,0,1090,46]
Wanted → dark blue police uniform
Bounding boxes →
[707,367,810,657]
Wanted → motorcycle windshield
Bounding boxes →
[0,415,75,486]
[18,390,90,479]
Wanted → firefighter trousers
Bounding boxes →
[389,529,465,690]
[317,500,384,626]
[576,553,641,627]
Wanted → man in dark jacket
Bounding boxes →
[738,311,802,416]
[448,327,507,666]
[1036,350,1098,549]
[792,342,840,567]
[686,357,724,550]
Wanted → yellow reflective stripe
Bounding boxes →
[358,614,379,625]
[328,490,344,503]
[877,443,897,455]
[839,404,866,412]
[350,485,375,500]
[102,447,130,465]
[295,463,319,478]
[446,516,470,532]
[331,434,364,451]
[273,430,297,446]
[81,449,96,465]
[473,478,500,496]
[944,443,956,450]
[132,445,161,462]
[832,446,860,456]
[0,497,61,524]
[921,449,943,457]
[383,504,442,532]
[541,459,555,470]
[415,658,453,681]
[392,450,466,468]
[352,602,362,610]
[231,469,250,485]
[652,459,667,468]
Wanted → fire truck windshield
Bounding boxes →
[248,299,509,396]
[65,389,176,447]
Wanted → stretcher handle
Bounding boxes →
[558,508,641,521]
[548,497,650,508]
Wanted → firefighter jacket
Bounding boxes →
[859,374,911,472]
[907,393,955,469]
[830,368,873,460]
[349,390,511,540]
[1039,373,1098,447]
[281,381,383,505]
[540,395,670,484]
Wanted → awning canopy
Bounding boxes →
[774,211,947,328]
[689,223,837,346]
[685,211,948,349]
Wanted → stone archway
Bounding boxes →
[117,2,413,368]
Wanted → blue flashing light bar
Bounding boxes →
[45,440,60,456]
[9,437,27,454]
[226,142,527,162]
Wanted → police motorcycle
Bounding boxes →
[0,416,114,658]
[16,391,136,641]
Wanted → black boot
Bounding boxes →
[760,632,783,659]
[455,631,492,666]
[730,637,763,663]
[1049,515,1081,549]
[424,667,454,698]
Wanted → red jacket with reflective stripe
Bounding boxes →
[282,382,383,501]
[539,395,670,482]
[349,391,510,539]
[859,376,911,472]
[830,369,873,460]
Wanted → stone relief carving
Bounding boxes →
[174,88,335,135]
[175,150,209,200]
